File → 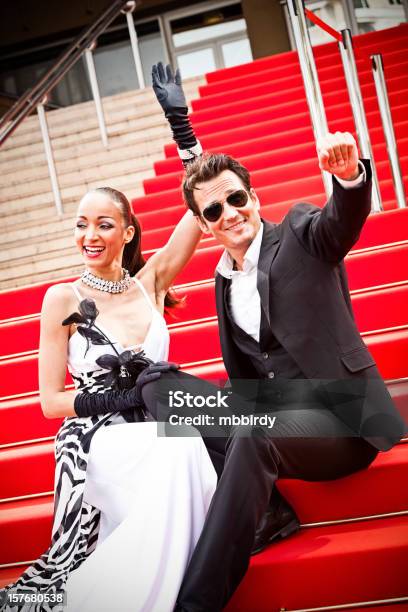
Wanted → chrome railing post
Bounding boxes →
[371,54,406,209]
[403,0,408,23]
[122,1,145,89]
[84,44,109,148]
[287,0,332,197]
[338,29,382,213]
[341,0,359,36]
[37,98,63,216]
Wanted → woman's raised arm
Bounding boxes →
[39,285,78,418]
[145,209,202,294]
[143,63,204,294]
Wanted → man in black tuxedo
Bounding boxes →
[151,63,407,612]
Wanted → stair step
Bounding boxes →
[2,78,202,144]
[2,280,408,360]
[0,79,201,155]
[190,87,406,136]
[164,85,408,159]
[277,444,408,524]
[0,510,406,609]
[0,396,62,446]
[204,24,407,84]
[143,128,408,195]
[135,141,408,211]
[0,125,169,175]
[0,441,55,500]
[1,321,408,399]
[195,58,408,118]
[0,119,168,168]
[9,173,405,269]
[200,44,407,98]
[0,495,54,564]
[0,148,157,198]
[0,148,155,208]
[0,373,406,448]
[0,170,145,221]
[225,515,408,612]
[1,431,407,515]
[1,219,408,319]
[191,69,408,112]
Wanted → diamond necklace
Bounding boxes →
[81,268,132,293]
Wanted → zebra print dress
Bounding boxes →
[1,374,143,611]
[0,285,169,611]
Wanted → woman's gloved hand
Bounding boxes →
[152,62,187,115]
[152,62,202,164]
[74,361,179,418]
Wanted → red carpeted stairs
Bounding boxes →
[1,23,408,612]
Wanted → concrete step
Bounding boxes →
[1,110,170,162]
[0,139,170,188]
[0,155,154,204]
[0,263,85,292]
[2,78,203,142]
[0,250,83,291]
[0,124,168,173]
[0,118,169,172]
[1,198,99,236]
[0,233,78,267]
[0,167,148,219]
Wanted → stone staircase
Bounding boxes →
[0,77,203,291]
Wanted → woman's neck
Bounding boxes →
[85,266,124,282]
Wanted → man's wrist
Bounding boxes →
[177,140,203,160]
[341,168,360,181]
[335,161,366,188]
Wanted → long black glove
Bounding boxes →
[152,62,202,165]
[74,362,179,418]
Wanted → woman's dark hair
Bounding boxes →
[94,187,180,310]
[182,153,252,216]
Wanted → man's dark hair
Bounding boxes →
[182,153,252,216]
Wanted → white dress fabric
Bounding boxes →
[64,280,217,612]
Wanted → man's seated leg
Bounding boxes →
[176,405,378,612]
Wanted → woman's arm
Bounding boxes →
[144,209,202,294]
[39,285,78,418]
[141,63,204,295]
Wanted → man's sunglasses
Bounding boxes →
[201,189,249,223]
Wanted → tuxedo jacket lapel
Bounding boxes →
[256,220,280,327]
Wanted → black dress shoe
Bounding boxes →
[251,490,300,555]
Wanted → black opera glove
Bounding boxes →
[74,361,180,418]
[152,61,187,115]
[152,62,202,164]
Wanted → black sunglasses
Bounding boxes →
[201,189,249,223]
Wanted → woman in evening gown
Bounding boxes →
[1,185,217,612]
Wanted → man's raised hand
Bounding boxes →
[316,132,360,181]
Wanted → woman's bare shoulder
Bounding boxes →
[42,283,77,317]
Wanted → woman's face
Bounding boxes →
[75,191,134,271]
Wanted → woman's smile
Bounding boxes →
[83,245,106,259]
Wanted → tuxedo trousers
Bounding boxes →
[142,371,379,612]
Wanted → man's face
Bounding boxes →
[193,170,261,252]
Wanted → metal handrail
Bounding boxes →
[371,54,407,209]
[338,29,383,212]
[287,0,332,197]
[287,2,387,213]
[0,90,60,110]
[0,0,131,146]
